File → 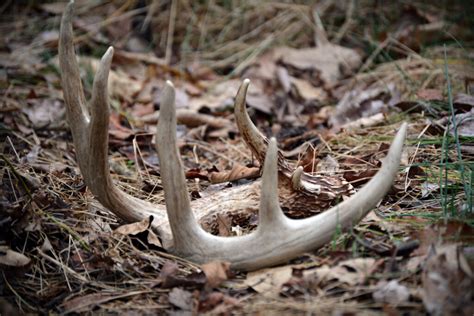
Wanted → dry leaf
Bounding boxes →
[373,280,410,305]
[188,80,240,111]
[216,213,232,237]
[454,93,474,108]
[305,258,377,286]
[451,109,474,137]
[62,293,116,313]
[209,164,260,184]
[317,155,339,175]
[23,99,65,129]
[83,57,142,102]
[329,84,398,129]
[114,216,151,235]
[422,244,474,316]
[245,265,294,297]
[417,88,443,101]
[201,261,231,288]
[0,246,31,267]
[175,110,230,128]
[168,288,194,311]
[277,44,361,85]
[147,229,162,247]
[290,77,328,102]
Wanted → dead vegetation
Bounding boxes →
[1,0,473,314]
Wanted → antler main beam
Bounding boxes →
[59,0,406,271]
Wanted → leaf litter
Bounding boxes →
[0,1,473,314]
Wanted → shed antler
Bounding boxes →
[59,1,406,271]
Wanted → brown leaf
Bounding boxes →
[62,293,115,313]
[245,93,274,114]
[185,168,209,181]
[168,288,194,311]
[373,280,410,305]
[23,99,65,129]
[40,2,68,14]
[188,79,240,111]
[130,103,154,118]
[290,77,328,103]
[176,110,230,129]
[0,246,31,267]
[108,113,135,140]
[454,93,474,109]
[317,155,339,175]
[277,44,361,85]
[329,84,398,129]
[244,265,294,297]
[209,164,260,184]
[84,57,142,102]
[452,109,474,137]
[160,261,207,289]
[114,216,151,236]
[422,244,474,315]
[417,88,443,101]
[160,261,179,279]
[201,261,231,288]
[198,291,239,313]
[147,229,162,247]
[343,168,378,186]
[216,213,232,237]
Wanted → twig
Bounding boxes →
[165,0,178,65]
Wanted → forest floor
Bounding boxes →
[1,1,473,314]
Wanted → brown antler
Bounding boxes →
[59,1,406,270]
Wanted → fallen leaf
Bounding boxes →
[209,164,260,184]
[417,88,443,101]
[188,80,240,111]
[290,77,328,103]
[62,293,115,313]
[276,66,291,93]
[39,2,68,14]
[23,99,65,128]
[329,84,399,129]
[454,93,474,108]
[422,244,474,315]
[0,246,31,267]
[114,216,151,235]
[216,213,232,237]
[245,92,274,114]
[317,155,339,175]
[277,44,361,85]
[302,257,378,288]
[168,288,194,311]
[421,182,439,198]
[451,108,474,137]
[373,280,410,305]
[198,291,239,314]
[201,261,231,288]
[245,265,294,297]
[147,229,162,247]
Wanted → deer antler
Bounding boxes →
[59,1,406,270]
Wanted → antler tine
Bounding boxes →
[88,47,113,189]
[288,122,407,243]
[59,0,88,134]
[258,138,286,229]
[156,81,205,251]
[234,79,269,162]
[291,166,305,191]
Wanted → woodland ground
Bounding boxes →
[1,1,473,315]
